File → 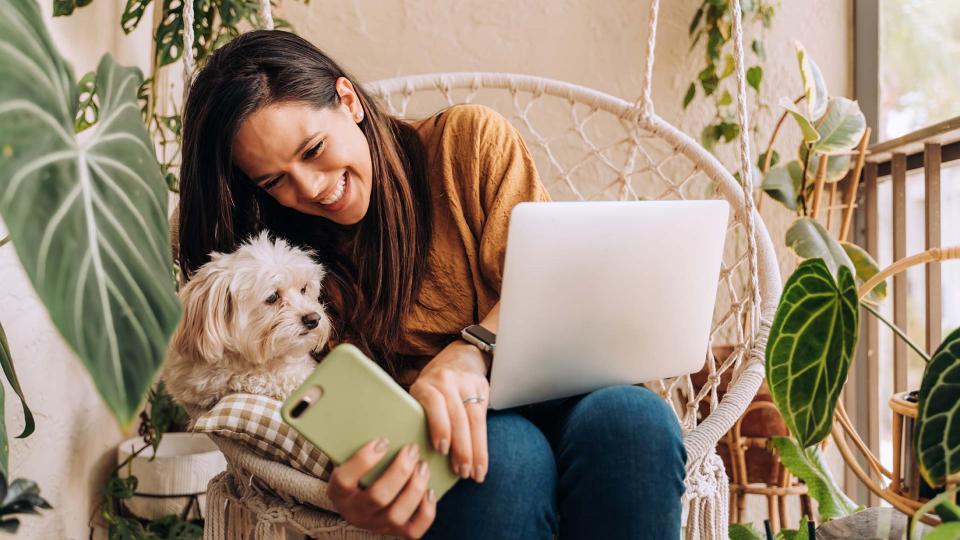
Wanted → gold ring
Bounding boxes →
[462,396,487,405]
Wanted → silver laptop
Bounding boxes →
[488,200,729,410]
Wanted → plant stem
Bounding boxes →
[860,301,931,363]
[798,142,813,216]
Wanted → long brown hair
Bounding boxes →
[177,30,433,377]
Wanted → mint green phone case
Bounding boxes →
[281,344,460,499]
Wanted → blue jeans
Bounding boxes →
[423,385,687,539]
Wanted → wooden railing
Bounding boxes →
[845,115,960,504]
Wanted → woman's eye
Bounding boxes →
[300,285,307,294]
[304,139,325,159]
[263,176,282,190]
[265,291,280,304]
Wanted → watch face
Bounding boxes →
[468,325,496,345]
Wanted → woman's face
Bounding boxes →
[232,77,373,226]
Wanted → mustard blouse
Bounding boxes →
[393,104,552,384]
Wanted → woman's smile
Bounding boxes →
[314,170,351,211]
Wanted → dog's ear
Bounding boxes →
[171,266,234,362]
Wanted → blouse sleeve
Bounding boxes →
[446,105,551,295]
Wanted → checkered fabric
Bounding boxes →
[191,393,334,481]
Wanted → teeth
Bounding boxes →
[320,173,347,205]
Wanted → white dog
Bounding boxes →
[163,231,332,414]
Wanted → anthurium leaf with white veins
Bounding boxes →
[766,259,859,447]
[915,327,960,487]
[0,0,181,425]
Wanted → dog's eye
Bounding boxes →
[265,291,279,305]
[300,285,307,295]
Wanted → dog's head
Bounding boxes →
[171,230,332,365]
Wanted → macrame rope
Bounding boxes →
[182,0,196,107]
[730,0,761,337]
[261,0,275,30]
[635,0,660,118]
[181,0,275,106]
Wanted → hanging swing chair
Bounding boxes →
[186,0,783,538]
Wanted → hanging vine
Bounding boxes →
[684,0,777,171]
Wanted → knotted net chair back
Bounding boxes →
[190,1,783,538]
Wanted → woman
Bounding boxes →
[178,30,686,539]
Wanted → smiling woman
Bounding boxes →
[232,95,374,225]
[177,30,433,381]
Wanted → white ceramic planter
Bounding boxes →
[116,432,227,520]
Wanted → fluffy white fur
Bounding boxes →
[163,231,332,413]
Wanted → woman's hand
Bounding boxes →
[409,339,490,483]
[327,438,437,539]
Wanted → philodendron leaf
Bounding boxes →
[798,143,851,183]
[0,0,181,425]
[769,436,859,519]
[780,97,820,144]
[813,97,866,153]
[796,42,828,121]
[840,241,887,304]
[915,326,960,487]
[786,218,855,278]
[762,160,806,211]
[766,259,859,447]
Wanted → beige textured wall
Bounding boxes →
[2,0,850,536]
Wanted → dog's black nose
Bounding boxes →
[302,312,321,330]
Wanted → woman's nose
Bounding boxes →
[289,170,324,202]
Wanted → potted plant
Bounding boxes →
[756,39,960,529]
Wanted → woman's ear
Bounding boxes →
[171,266,234,362]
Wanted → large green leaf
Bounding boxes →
[796,42,828,121]
[785,218,855,279]
[798,143,851,183]
[762,161,802,211]
[915,327,960,487]
[768,436,858,519]
[813,97,866,153]
[0,0,181,425]
[840,241,887,304]
[766,259,859,447]
[780,97,820,144]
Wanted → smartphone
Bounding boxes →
[281,344,460,500]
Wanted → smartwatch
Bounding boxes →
[460,324,496,353]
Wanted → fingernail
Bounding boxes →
[407,443,420,459]
[418,461,429,477]
[374,437,389,453]
[427,488,436,503]
[460,465,471,479]
[439,439,449,455]
[475,465,485,482]
[452,463,459,476]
